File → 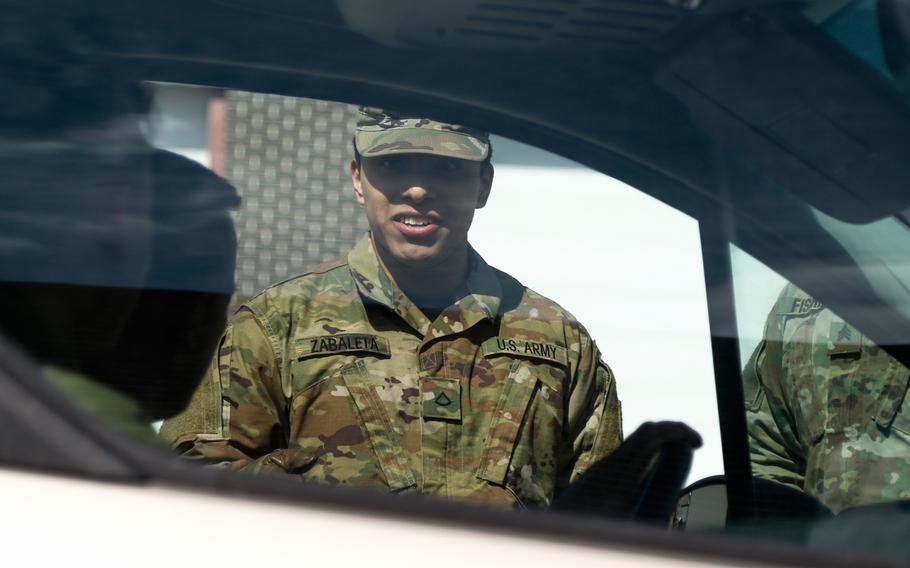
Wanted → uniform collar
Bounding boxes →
[348,232,501,338]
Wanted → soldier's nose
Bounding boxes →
[402,184,430,203]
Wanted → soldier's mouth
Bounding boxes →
[392,213,440,237]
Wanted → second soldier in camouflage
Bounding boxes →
[745,284,910,512]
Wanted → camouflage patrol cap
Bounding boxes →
[354,107,490,161]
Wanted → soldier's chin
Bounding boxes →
[393,243,445,267]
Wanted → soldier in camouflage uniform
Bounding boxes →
[161,108,623,509]
[745,283,910,513]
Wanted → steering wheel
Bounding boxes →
[551,421,701,525]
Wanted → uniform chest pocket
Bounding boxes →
[784,315,909,443]
[783,316,865,442]
[887,387,910,438]
[289,360,415,491]
[869,354,910,436]
[475,341,567,508]
[476,360,541,487]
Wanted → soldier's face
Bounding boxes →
[351,154,493,269]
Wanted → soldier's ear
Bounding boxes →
[351,159,365,205]
[475,163,493,209]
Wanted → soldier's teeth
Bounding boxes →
[401,216,429,226]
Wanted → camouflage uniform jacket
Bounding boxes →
[745,284,910,512]
[162,234,622,508]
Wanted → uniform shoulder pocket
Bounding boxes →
[160,325,232,446]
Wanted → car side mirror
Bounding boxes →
[673,475,728,532]
[674,475,834,541]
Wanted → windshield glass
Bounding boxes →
[2,1,910,565]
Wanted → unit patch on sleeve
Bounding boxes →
[481,337,568,366]
[296,334,391,359]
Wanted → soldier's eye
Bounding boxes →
[433,159,462,175]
